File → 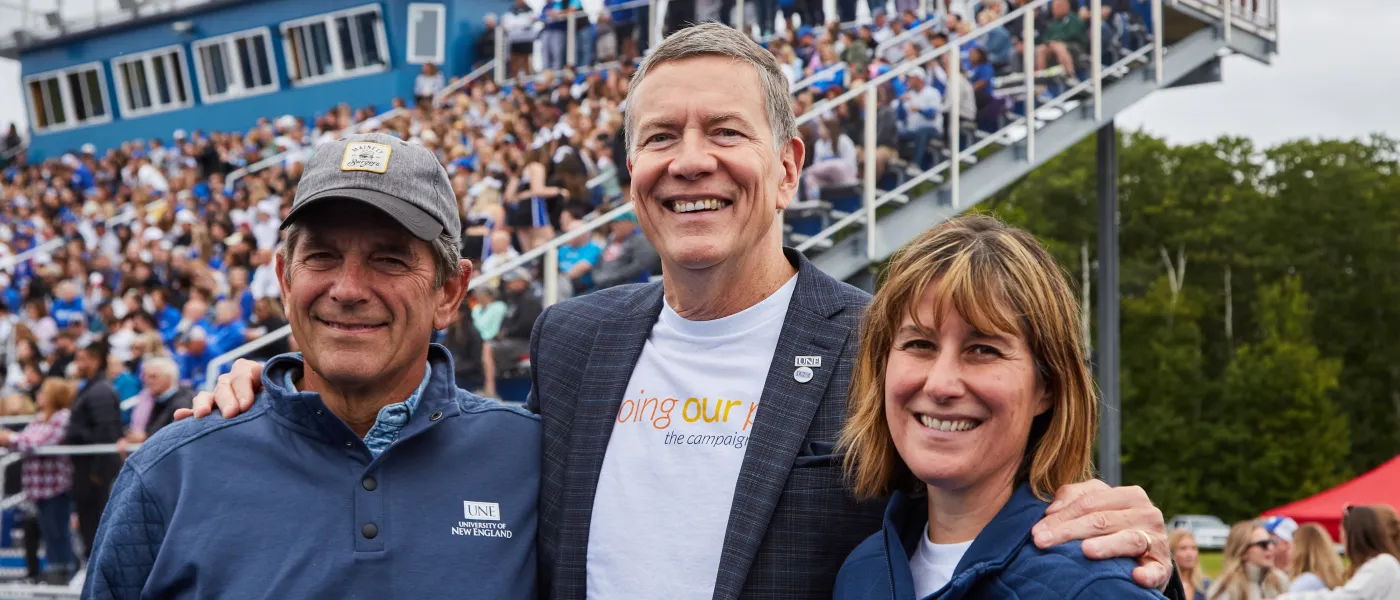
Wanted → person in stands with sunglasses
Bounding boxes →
[1208,521,1289,600]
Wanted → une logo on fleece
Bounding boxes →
[463,501,501,521]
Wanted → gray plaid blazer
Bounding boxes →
[526,248,887,600]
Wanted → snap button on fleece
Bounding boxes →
[430,411,443,421]
[362,523,378,539]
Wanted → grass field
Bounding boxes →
[1200,552,1224,579]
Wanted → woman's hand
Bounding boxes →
[1031,480,1173,591]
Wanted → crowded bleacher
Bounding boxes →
[0,0,1158,581]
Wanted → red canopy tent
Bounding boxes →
[1261,455,1400,540]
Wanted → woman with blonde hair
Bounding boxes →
[1280,506,1400,598]
[1374,505,1400,560]
[1171,529,1211,600]
[0,378,77,581]
[1208,521,1289,600]
[834,215,1165,599]
[1285,523,1344,592]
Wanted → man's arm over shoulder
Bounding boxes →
[83,464,168,600]
[525,303,551,415]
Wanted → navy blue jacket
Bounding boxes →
[83,345,540,599]
[834,484,1168,600]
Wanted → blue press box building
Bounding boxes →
[8,0,507,161]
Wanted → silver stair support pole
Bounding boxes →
[1095,120,1120,487]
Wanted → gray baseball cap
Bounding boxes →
[281,132,459,242]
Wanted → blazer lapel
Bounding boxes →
[712,251,857,600]
[555,283,665,593]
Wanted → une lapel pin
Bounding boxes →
[795,356,821,368]
[794,366,814,383]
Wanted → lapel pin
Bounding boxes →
[794,366,814,383]
[795,356,821,368]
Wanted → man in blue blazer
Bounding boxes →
[189,24,1183,600]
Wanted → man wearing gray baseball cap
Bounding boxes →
[85,133,540,599]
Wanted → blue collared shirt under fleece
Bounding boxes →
[83,345,540,599]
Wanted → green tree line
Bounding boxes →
[975,132,1400,522]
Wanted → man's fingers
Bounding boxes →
[1034,506,1163,549]
[1044,478,1111,514]
[230,359,264,412]
[191,390,216,418]
[1132,561,1173,591]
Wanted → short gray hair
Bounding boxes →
[281,221,463,289]
[141,356,179,381]
[624,23,797,158]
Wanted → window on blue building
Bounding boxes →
[407,3,447,65]
[23,62,111,133]
[112,45,194,118]
[282,4,389,86]
[192,27,280,103]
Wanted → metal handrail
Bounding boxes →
[0,139,26,161]
[433,62,496,105]
[873,12,943,56]
[791,62,848,95]
[0,198,167,272]
[204,0,1277,373]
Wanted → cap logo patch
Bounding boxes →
[341,142,392,174]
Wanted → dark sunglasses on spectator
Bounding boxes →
[1249,539,1275,551]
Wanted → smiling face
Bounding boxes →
[627,55,802,272]
[277,203,465,391]
[884,285,1049,494]
[1245,526,1275,568]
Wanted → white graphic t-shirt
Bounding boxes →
[910,527,974,598]
[586,275,798,599]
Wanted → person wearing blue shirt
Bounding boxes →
[85,133,539,599]
[49,282,85,330]
[557,220,603,296]
[540,0,583,70]
[833,216,1180,600]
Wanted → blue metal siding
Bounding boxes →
[18,0,504,160]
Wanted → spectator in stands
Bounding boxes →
[1284,523,1344,593]
[804,118,861,200]
[1208,521,1289,600]
[475,14,499,69]
[1039,0,1087,84]
[506,148,568,251]
[979,8,1015,68]
[0,377,76,583]
[491,268,542,382]
[116,356,194,458]
[541,0,583,71]
[86,133,539,599]
[107,353,142,401]
[245,297,291,362]
[594,12,619,65]
[481,230,521,279]
[22,300,58,357]
[557,219,603,298]
[415,63,447,107]
[592,212,659,290]
[0,392,42,583]
[45,332,77,379]
[1170,529,1210,600]
[443,303,486,393]
[899,69,944,170]
[66,340,122,556]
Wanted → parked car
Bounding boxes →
[1168,514,1231,550]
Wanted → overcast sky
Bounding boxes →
[1,0,1396,147]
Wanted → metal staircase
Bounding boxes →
[800,0,1278,289]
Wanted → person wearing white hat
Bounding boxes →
[1263,516,1298,577]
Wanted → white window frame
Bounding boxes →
[406,3,447,65]
[191,26,281,104]
[22,62,113,134]
[111,44,195,119]
[280,3,391,87]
